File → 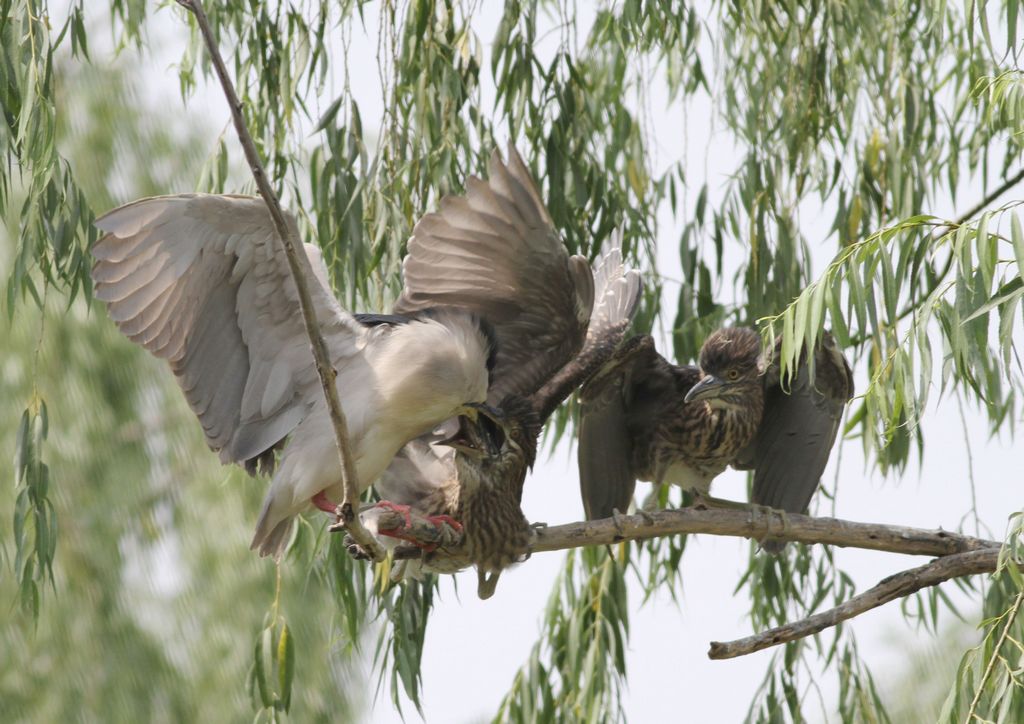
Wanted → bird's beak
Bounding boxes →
[684,375,726,404]
[456,401,499,422]
[440,403,507,458]
[438,415,488,459]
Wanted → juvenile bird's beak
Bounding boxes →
[440,403,508,458]
[684,375,726,404]
[438,415,488,459]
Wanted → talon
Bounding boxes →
[530,521,548,531]
[347,543,371,560]
[425,514,463,534]
[419,513,463,553]
[611,507,626,536]
[638,509,655,525]
[374,500,413,534]
[776,509,791,539]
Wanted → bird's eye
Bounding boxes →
[727,369,740,381]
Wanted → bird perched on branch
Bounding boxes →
[358,145,642,597]
[92,194,497,559]
[578,327,853,551]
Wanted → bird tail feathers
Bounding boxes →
[250,492,295,560]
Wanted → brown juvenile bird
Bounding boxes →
[578,327,853,551]
[358,145,642,597]
[437,395,539,597]
[365,247,641,597]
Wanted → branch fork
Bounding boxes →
[340,502,1010,658]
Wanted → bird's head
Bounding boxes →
[440,395,538,483]
[380,310,496,427]
[684,327,764,410]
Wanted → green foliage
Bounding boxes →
[3,0,1024,721]
[249,601,297,718]
[1,1,95,313]
[939,516,1024,722]
[498,547,630,722]
[12,400,56,620]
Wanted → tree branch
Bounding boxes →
[174,0,383,560]
[356,504,1009,654]
[707,548,1004,659]
[359,505,999,562]
[530,506,1000,557]
[946,165,1024,230]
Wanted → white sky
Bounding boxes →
[120,4,1023,722]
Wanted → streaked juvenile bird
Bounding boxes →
[578,327,852,551]
[92,194,496,558]
[359,146,642,597]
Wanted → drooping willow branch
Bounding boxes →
[174,0,383,560]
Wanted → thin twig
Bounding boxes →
[847,165,1024,347]
[708,548,1005,660]
[965,590,1024,722]
[174,0,383,560]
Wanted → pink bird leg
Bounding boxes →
[312,490,337,514]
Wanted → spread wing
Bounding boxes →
[394,144,594,404]
[532,241,643,421]
[584,241,643,354]
[749,333,853,540]
[92,193,363,468]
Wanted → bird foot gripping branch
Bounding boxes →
[338,502,466,554]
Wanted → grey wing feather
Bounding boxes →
[578,358,638,521]
[395,144,594,403]
[92,193,362,467]
[750,333,853,522]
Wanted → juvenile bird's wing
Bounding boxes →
[576,337,660,520]
[395,143,594,403]
[584,240,643,355]
[532,239,642,420]
[749,333,853,549]
[578,369,636,521]
[93,193,363,469]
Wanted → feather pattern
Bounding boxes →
[395,143,595,404]
[371,226,642,591]
[93,194,362,464]
[578,328,852,542]
[93,193,495,560]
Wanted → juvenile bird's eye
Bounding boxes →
[727,368,740,381]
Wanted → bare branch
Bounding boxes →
[529,506,1000,557]
[708,548,1004,659]
[351,504,1009,652]
[348,504,1000,568]
[174,0,383,560]
[945,165,1024,230]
